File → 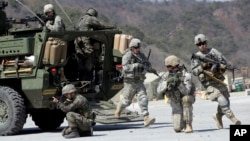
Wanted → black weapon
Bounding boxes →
[147,48,151,60]
[15,0,45,26]
[36,13,54,23]
[7,16,38,24]
[0,0,8,10]
[192,53,236,70]
[192,53,238,82]
[132,49,159,77]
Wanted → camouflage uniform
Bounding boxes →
[191,33,241,129]
[57,84,95,138]
[76,7,114,55]
[46,15,65,32]
[157,55,195,133]
[43,4,65,32]
[114,38,155,127]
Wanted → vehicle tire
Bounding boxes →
[0,86,27,135]
[31,109,65,131]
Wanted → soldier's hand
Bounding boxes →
[46,20,53,26]
[52,97,59,103]
[167,76,180,87]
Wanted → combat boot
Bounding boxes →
[143,116,155,127]
[213,113,223,129]
[229,115,241,125]
[63,128,80,139]
[184,124,193,133]
[114,105,122,118]
[79,127,93,137]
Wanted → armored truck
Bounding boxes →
[0,20,142,135]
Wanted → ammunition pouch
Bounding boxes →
[133,63,144,73]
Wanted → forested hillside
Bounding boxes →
[5,0,250,72]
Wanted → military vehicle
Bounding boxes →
[0,15,143,135]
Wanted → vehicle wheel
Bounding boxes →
[31,109,65,131]
[0,86,27,135]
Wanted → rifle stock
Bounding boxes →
[203,70,227,86]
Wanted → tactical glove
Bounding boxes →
[167,76,180,88]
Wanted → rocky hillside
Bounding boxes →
[4,0,250,75]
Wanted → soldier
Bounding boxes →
[75,8,115,89]
[114,38,156,127]
[52,84,96,138]
[0,0,8,35]
[76,7,115,55]
[78,7,114,31]
[43,4,65,31]
[191,33,241,129]
[43,4,67,81]
[157,55,195,133]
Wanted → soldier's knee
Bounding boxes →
[182,95,195,107]
[66,112,75,118]
[217,95,229,107]
[138,96,148,107]
[122,99,131,107]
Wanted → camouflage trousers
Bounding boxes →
[169,95,195,131]
[65,112,91,132]
[118,79,149,117]
[206,83,235,118]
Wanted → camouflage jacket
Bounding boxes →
[78,14,112,31]
[191,48,227,86]
[157,70,194,101]
[58,94,92,118]
[46,15,65,32]
[122,50,152,80]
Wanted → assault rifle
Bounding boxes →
[36,13,55,25]
[132,49,160,77]
[7,16,38,25]
[191,53,238,83]
[191,53,235,70]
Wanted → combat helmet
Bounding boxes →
[44,4,54,13]
[62,84,77,95]
[164,55,180,66]
[86,8,98,17]
[129,38,141,48]
[194,34,207,45]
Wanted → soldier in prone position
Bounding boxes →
[52,84,95,138]
[157,55,195,133]
[114,38,156,127]
[191,33,241,129]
